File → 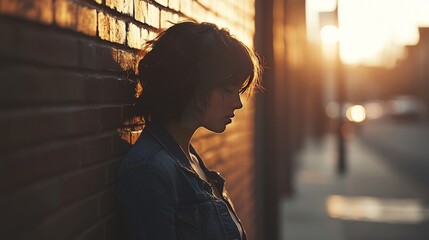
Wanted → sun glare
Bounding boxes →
[320,25,339,45]
[307,0,429,68]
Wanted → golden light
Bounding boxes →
[306,0,337,42]
[320,25,339,45]
[338,0,429,68]
[306,0,429,67]
[326,195,427,224]
[346,105,366,123]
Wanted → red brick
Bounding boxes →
[0,107,106,150]
[191,1,206,19]
[0,179,62,237]
[155,0,168,7]
[106,0,133,16]
[0,0,53,24]
[84,76,134,103]
[0,141,80,192]
[18,26,79,67]
[0,66,85,106]
[127,22,142,49]
[147,3,160,28]
[148,30,157,41]
[140,27,150,42]
[168,0,180,11]
[98,12,126,44]
[105,215,121,240]
[134,0,148,23]
[57,108,100,135]
[55,0,77,29]
[84,76,109,103]
[180,0,193,17]
[79,134,114,166]
[99,187,116,217]
[16,197,99,240]
[78,40,98,70]
[98,45,119,71]
[75,223,105,240]
[61,166,106,204]
[99,106,123,130]
[0,19,18,57]
[77,5,97,36]
[105,158,121,185]
[160,9,174,29]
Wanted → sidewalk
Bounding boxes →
[280,134,429,240]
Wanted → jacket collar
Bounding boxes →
[145,123,225,189]
[145,122,194,172]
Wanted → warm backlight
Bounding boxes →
[307,0,429,68]
[320,25,339,45]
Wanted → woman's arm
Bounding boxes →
[118,166,176,240]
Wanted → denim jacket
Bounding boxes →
[118,123,246,240]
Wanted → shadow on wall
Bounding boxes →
[0,15,142,239]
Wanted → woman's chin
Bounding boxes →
[205,125,227,133]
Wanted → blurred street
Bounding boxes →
[281,118,429,240]
[359,119,429,188]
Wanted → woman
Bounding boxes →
[118,21,262,240]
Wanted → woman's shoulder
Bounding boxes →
[118,129,177,177]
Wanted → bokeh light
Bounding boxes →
[346,105,366,123]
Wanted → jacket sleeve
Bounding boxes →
[118,166,176,240]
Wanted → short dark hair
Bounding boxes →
[134,21,262,123]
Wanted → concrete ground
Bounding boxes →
[280,125,429,240]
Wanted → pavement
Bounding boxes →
[280,125,429,240]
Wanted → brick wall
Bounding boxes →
[0,0,257,239]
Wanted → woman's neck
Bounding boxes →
[164,121,197,160]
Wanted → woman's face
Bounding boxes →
[198,84,243,133]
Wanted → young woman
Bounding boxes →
[118,21,262,240]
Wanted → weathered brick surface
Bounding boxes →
[55,0,78,29]
[0,0,53,24]
[127,22,142,48]
[106,0,134,16]
[98,12,126,44]
[0,0,258,239]
[146,3,160,28]
[75,223,105,240]
[0,16,18,57]
[18,26,80,67]
[77,5,97,36]
[169,0,180,11]
[134,0,147,23]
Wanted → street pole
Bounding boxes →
[319,3,347,174]
[336,45,346,174]
[335,5,346,174]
